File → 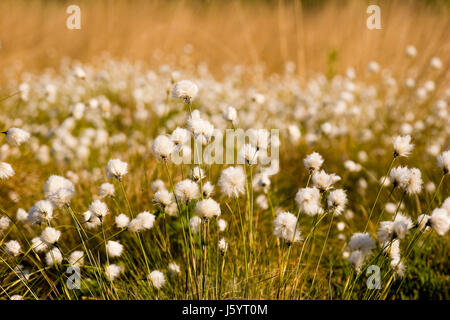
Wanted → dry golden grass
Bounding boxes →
[0,0,449,80]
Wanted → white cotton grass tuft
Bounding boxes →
[106,240,124,258]
[347,232,376,255]
[152,135,175,161]
[45,247,63,266]
[82,210,101,229]
[217,218,227,232]
[31,237,49,253]
[168,262,181,275]
[115,213,130,228]
[295,187,323,216]
[28,200,54,225]
[16,208,28,223]
[69,251,84,267]
[218,238,228,254]
[0,216,10,233]
[40,227,61,245]
[153,189,174,208]
[10,295,23,300]
[218,166,245,198]
[151,179,166,192]
[4,240,21,256]
[89,200,109,218]
[273,211,302,245]
[171,80,198,103]
[105,264,123,281]
[44,175,75,207]
[393,135,414,158]
[405,45,417,58]
[223,106,237,124]
[174,179,199,203]
[437,150,450,174]
[202,181,214,197]
[327,189,348,215]
[0,162,15,180]
[312,170,341,192]
[99,183,115,198]
[303,152,324,173]
[238,143,259,164]
[170,127,190,145]
[128,211,155,232]
[189,216,202,233]
[425,208,450,236]
[2,127,30,146]
[148,270,166,289]
[195,198,221,220]
[190,166,205,182]
[389,166,423,195]
[106,159,128,181]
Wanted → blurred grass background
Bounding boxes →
[0,0,449,81]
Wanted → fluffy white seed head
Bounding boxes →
[196,198,221,220]
[190,166,205,182]
[312,170,341,192]
[16,208,28,223]
[105,264,123,280]
[273,211,302,244]
[189,216,202,233]
[89,200,109,218]
[40,227,61,245]
[45,247,63,266]
[99,183,115,198]
[218,166,245,198]
[171,80,198,103]
[31,237,49,253]
[327,189,348,215]
[0,162,15,180]
[168,262,181,275]
[82,210,101,229]
[437,150,450,174]
[44,175,75,207]
[303,152,324,173]
[69,250,84,267]
[347,232,376,255]
[115,214,130,228]
[152,135,175,161]
[223,106,237,123]
[0,217,10,233]
[217,218,227,232]
[2,128,30,146]
[174,179,200,203]
[128,211,155,232]
[218,238,228,254]
[202,181,215,197]
[393,135,414,158]
[171,127,190,145]
[106,159,128,180]
[148,270,166,289]
[28,200,54,225]
[5,240,21,256]
[429,208,450,236]
[153,189,174,208]
[106,240,123,258]
[295,187,323,216]
[238,143,259,164]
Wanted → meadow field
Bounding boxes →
[0,0,449,300]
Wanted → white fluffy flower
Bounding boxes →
[429,208,450,236]
[28,200,54,225]
[4,240,21,256]
[218,238,228,254]
[31,237,49,253]
[151,180,166,192]
[218,166,245,198]
[223,106,237,123]
[295,187,323,216]
[0,216,10,232]
[153,189,174,208]
[217,219,227,232]
[430,56,442,70]
[89,200,109,218]
[105,264,123,280]
[69,250,84,267]
[128,211,155,232]
[347,233,375,255]
[152,135,175,161]
[327,189,347,215]
[171,127,190,145]
[273,211,302,244]
[347,250,365,272]
[393,135,414,158]
[106,240,123,258]
[405,45,417,58]
[99,183,115,198]
[442,197,450,214]
[168,262,181,275]
[187,117,214,143]
[196,198,221,220]
[312,170,341,192]
[171,80,198,103]
[106,159,128,180]
[2,128,30,146]
[256,194,269,210]
[82,210,101,229]
[238,143,259,164]
[10,295,23,300]
[437,150,450,174]
[148,270,166,289]
[190,166,205,182]
[40,227,61,245]
[0,162,15,180]
[189,216,202,233]
[45,247,63,266]
[44,175,75,207]
[344,160,362,173]
[16,208,28,223]
[389,166,410,188]
[303,152,324,173]
[174,179,199,203]
[202,181,214,197]
[115,213,130,228]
